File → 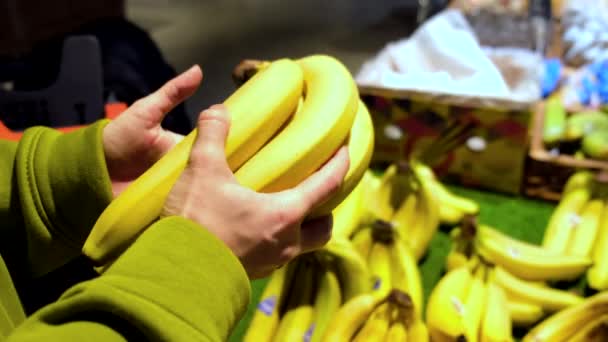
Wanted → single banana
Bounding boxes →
[426,266,473,341]
[312,99,375,216]
[491,267,583,312]
[390,237,424,318]
[369,164,402,221]
[403,161,441,260]
[414,162,480,215]
[569,315,608,342]
[244,266,289,342]
[566,198,604,256]
[83,58,304,264]
[408,318,430,342]
[476,229,592,282]
[523,292,608,342]
[464,267,487,342]
[542,187,591,254]
[309,264,343,342]
[321,238,373,301]
[350,226,374,261]
[562,171,593,195]
[507,300,545,327]
[439,204,468,226]
[385,321,408,342]
[321,293,382,342]
[368,240,392,298]
[273,258,316,342]
[352,302,391,342]
[391,192,418,232]
[331,174,365,240]
[587,200,608,290]
[480,279,513,342]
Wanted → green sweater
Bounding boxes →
[0,121,250,341]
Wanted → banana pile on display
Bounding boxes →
[82,55,375,266]
[322,290,428,342]
[542,94,608,160]
[350,220,424,319]
[363,161,441,261]
[244,238,373,342]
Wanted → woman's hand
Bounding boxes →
[163,105,350,279]
[102,65,203,197]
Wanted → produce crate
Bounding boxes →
[523,101,608,201]
[360,86,533,195]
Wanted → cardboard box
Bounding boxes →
[360,86,533,195]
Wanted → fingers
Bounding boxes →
[300,215,333,252]
[135,65,203,126]
[286,146,350,214]
[189,104,232,176]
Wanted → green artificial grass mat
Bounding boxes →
[228,184,557,341]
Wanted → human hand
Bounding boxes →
[103,65,203,197]
[162,105,350,279]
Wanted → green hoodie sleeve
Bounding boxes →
[0,121,114,279]
[7,216,251,342]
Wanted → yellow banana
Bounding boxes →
[480,279,513,342]
[587,200,608,290]
[369,164,402,221]
[426,267,473,341]
[562,170,593,195]
[83,58,304,264]
[477,225,551,258]
[312,99,374,217]
[408,161,441,260]
[491,267,583,312]
[391,192,418,232]
[464,267,487,342]
[439,204,468,226]
[368,240,392,298]
[542,187,591,254]
[476,229,591,282]
[321,238,373,301]
[569,316,608,342]
[331,173,365,240]
[566,198,604,256]
[408,318,430,342]
[390,237,424,318]
[273,258,316,342]
[321,293,382,342]
[350,226,374,260]
[414,162,479,215]
[236,55,357,193]
[507,300,545,327]
[243,266,289,342]
[386,321,408,342]
[523,292,608,342]
[309,264,342,342]
[352,302,391,342]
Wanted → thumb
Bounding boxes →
[189,104,233,175]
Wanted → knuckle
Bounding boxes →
[278,246,300,265]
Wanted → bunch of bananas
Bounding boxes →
[322,290,428,342]
[426,260,513,342]
[81,55,375,266]
[523,292,608,342]
[442,217,586,335]
[244,238,373,342]
[542,94,608,160]
[363,160,441,261]
[541,171,608,290]
[350,220,423,319]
